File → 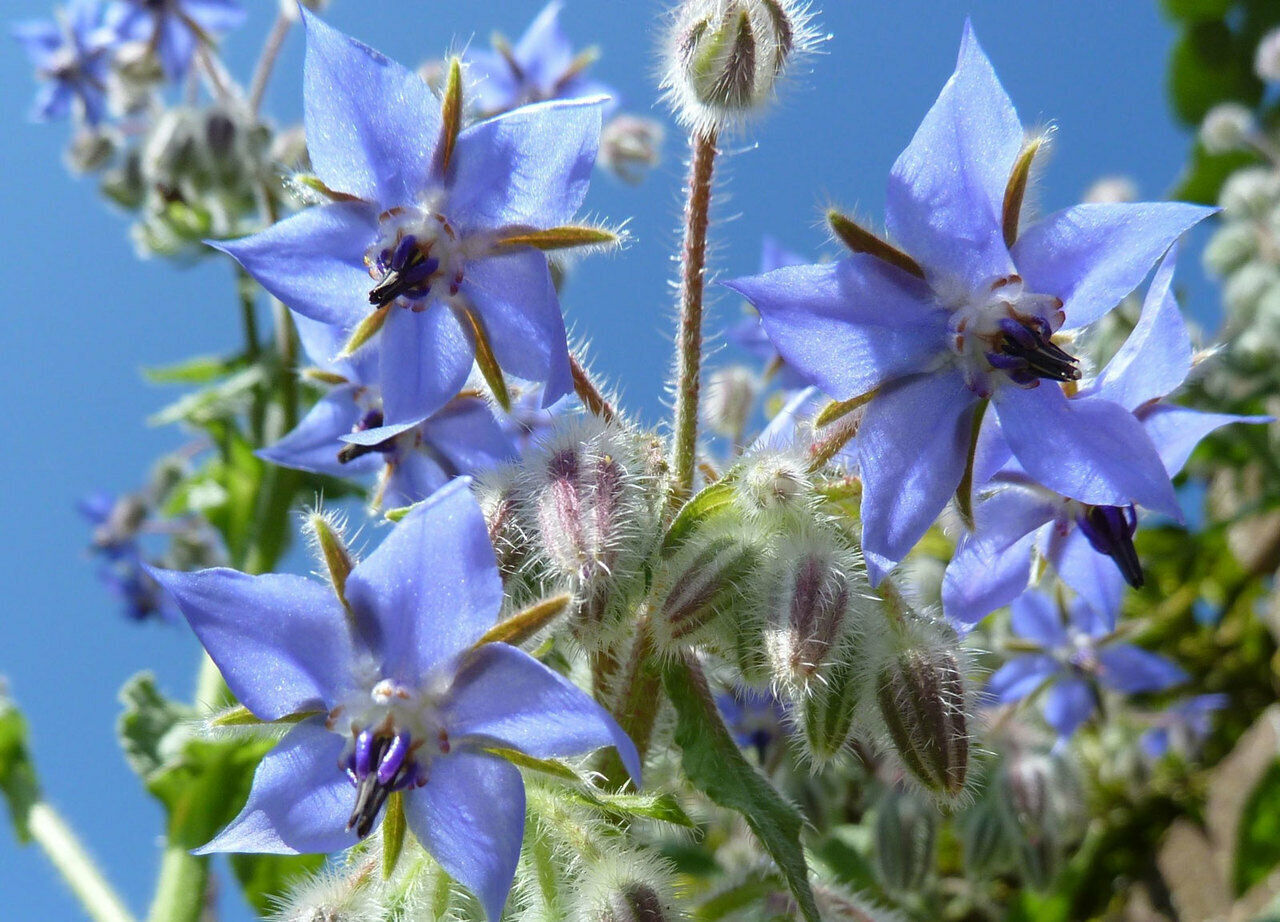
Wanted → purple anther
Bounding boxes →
[398,257,439,290]
[376,731,411,785]
[356,409,385,432]
[353,728,375,779]
[390,234,419,272]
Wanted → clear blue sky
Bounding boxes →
[0,1,1211,919]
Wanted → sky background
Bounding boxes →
[0,1,1220,919]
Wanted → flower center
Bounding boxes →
[336,408,403,465]
[366,207,464,312]
[1075,503,1143,589]
[948,275,1078,395]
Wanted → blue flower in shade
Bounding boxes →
[13,0,121,125]
[112,0,245,82]
[942,252,1272,627]
[217,12,598,429]
[728,238,811,391]
[149,479,640,921]
[985,589,1186,739]
[78,492,177,622]
[463,1,617,118]
[722,23,1213,582]
[262,316,517,510]
[715,685,788,763]
[1141,693,1228,759]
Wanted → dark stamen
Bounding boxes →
[369,235,439,307]
[1076,504,1143,588]
[346,731,418,839]
[990,317,1081,383]
[337,409,397,464]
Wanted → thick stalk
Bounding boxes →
[145,843,207,922]
[27,803,138,922]
[602,618,661,787]
[668,129,719,512]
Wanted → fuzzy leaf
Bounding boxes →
[662,481,738,557]
[117,672,193,779]
[0,692,40,843]
[143,354,241,385]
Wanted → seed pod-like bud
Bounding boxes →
[600,115,666,184]
[1200,102,1255,154]
[1257,27,1280,82]
[873,786,937,894]
[703,365,759,441]
[66,128,117,174]
[475,468,531,586]
[1204,223,1260,278]
[571,851,681,922]
[663,0,817,133]
[652,527,765,652]
[735,448,813,521]
[994,750,1077,890]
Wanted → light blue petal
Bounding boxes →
[147,567,356,719]
[446,644,641,783]
[885,22,1020,288]
[1012,202,1214,329]
[1140,405,1272,477]
[301,10,440,205]
[514,1,574,85]
[183,0,246,35]
[448,97,602,232]
[943,529,1038,629]
[378,303,476,426]
[1009,590,1068,648]
[1049,529,1126,628]
[464,48,522,113]
[259,386,380,479]
[724,257,948,401]
[344,479,502,684]
[985,655,1059,705]
[760,236,807,273]
[213,202,378,328]
[858,370,976,581]
[993,385,1179,517]
[462,250,572,405]
[404,751,524,921]
[384,453,448,508]
[1042,678,1095,738]
[422,398,519,473]
[1065,596,1111,639]
[1098,645,1187,693]
[197,718,356,855]
[12,21,63,66]
[156,13,196,82]
[32,82,73,121]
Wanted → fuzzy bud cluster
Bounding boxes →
[652,524,767,652]
[1199,102,1256,154]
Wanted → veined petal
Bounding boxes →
[378,303,475,427]
[993,385,1178,517]
[1098,645,1187,693]
[1012,202,1214,330]
[404,751,524,922]
[1009,590,1068,649]
[1042,677,1095,738]
[197,718,355,855]
[446,644,641,783]
[1089,250,1191,410]
[345,479,502,684]
[448,97,602,233]
[301,10,440,205]
[147,568,355,719]
[461,251,572,405]
[1049,529,1126,627]
[985,654,1059,705]
[259,386,380,479]
[858,370,976,581]
[885,22,1021,287]
[1140,405,1271,477]
[213,202,378,328]
[723,257,947,401]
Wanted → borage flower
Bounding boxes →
[112,0,245,82]
[219,12,612,431]
[13,0,121,125]
[723,23,1212,581]
[463,0,617,118]
[728,237,811,391]
[986,588,1185,739]
[79,491,179,622]
[1141,693,1228,759]
[150,479,640,920]
[942,252,1271,626]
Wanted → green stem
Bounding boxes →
[602,618,660,787]
[248,11,293,116]
[27,803,138,922]
[669,129,719,513]
[145,842,207,922]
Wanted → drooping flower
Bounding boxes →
[13,0,122,125]
[261,316,518,510]
[942,252,1271,627]
[111,0,245,82]
[463,1,617,117]
[1140,693,1228,759]
[715,684,788,763]
[78,491,177,621]
[723,23,1212,581]
[217,11,606,429]
[985,588,1186,739]
[150,479,640,921]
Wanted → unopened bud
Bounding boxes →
[572,851,680,922]
[600,115,665,184]
[65,128,117,174]
[477,472,530,585]
[703,365,759,440]
[1257,27,1280,81]
[1200,103,1255,154]
[1203,223,1260,277]
[736,448,812,519]
[960,798,1011,879]
[765,539,858,686]
[100,148,145,210]
[1220,166,1280,220]
[653,529,763,651]
[994,750,1077,890]
[873,785,937,893]
[598,883,673,922]
[1082,175,1137,205]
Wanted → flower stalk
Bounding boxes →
[28,803,138,922]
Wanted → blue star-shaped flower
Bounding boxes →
[150,479,640,921]
[218,11,598,428]
[723,23,1213,582]
[78,491,178,622]
[464,1,617,117]
[13,0,122,125]
[112,0,245,82]
[1141,693,1227,759]
[986,588,1186,739]
[942,252,1271,627]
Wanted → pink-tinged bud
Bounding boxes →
[601,115,665,184]
[653,529,765,652]
[873,785,938,893]
[475,468,531,586]
[766,540,858,686]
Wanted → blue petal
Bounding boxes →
[213,202,378,328]
[943,529,1036,629]
[378,303,476,426]
[465,48,522,113]
[344,479,503,685]
[340,420,419,447]
[858,370,976,581]
[197,718,356,855]
[147,567,356,719]
[1009,590,1068,648]
[156,13,196,82]
[32,82,73,121]
[446,643,641,783]
[1065,596,1112,639]
[422,398,519,473]
[448,97,602,232]
[384,453,448,508]
[985,654,1059,705]
[724,258,948,401]
[259,386,380,479]
[1098,645,1187,694]
[1049,528,1125,626]
[1140,405,1271,477]
[992,385,1179,517]
[885,22,1021,288]
[301,10,440,205]
[514,1,574,86]
[1042,678,1095,738]
[404,751,524,922]
[12,21,63,67]
[462,251,572,405]
[292,311,378,380]
[1012,202,1214,329]
[183,0,246,35]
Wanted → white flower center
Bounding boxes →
[365,204,465,312]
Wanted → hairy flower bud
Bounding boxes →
[653,527,765,652]
[475,468,532,587]
[873,786,938,893]
[993,749,1080,890]
[1220,167,1280,221]
[736,448,813,520]
[1257,27,1280,81]
[960,797,1011,879]
[703,365,759,441]
[571,851,680,922]
[1203,222,1260,277]
[600,115,666,184]
[1200,103,1255,154]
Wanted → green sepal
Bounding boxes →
[0,690,40,843]
[143,354,243,385]
[383,792,407,879]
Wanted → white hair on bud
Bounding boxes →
[267,859,384,922]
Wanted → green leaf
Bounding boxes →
[662,480,738,557]
[0,691,40,842]
[1234,759,1280,895]
[810,824,878,893]
[1172,141,1260,204]
[1161,0,1234,21]
[229,853,325,916]
[147,366,266,428]
[143,354,241,385]
[663,656,821,922]
[1167,20,1264,126]
[117,673,193,779]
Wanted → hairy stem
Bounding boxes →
[602,618,661,787]
[248,11,293,116]
[28,803,138,922]
[570,354,616,422]
[669,129,719,512]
